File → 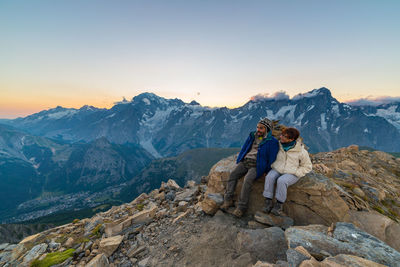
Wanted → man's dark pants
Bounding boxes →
[224,160,257,211]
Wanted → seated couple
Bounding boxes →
[220,118,312,217]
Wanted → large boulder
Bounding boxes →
[99,235,124,257]
[236,227,287,263]
[344,210,400,252]
[206,156,349,225]
[286,172,349,225]
[285,222,400,266]
[86,253,109,267]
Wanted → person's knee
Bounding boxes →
[277,178,288,188]
[244,176,254,185]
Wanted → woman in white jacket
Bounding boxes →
[263,127,312,216]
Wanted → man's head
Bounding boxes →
[256,117,272,137]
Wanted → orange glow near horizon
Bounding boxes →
[1,84,400,119]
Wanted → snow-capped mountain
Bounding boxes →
[5,88,400,156]
[357,103,400,131]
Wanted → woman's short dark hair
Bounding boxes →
[282,127,300,140]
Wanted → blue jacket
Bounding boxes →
[237,131,279,179]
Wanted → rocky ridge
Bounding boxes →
[1,147,400,266]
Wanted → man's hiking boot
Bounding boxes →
[233,208,245,218]
[262,198,273,213]
[271,201,284,216]
[220,199,234,211]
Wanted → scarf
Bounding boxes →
[281,140,296,151]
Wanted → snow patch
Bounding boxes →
[140,139,161,158]
[206,117,215,125]
[138,106,179,157]
[306,105,315,112]
[142,98,151,105]
[320,113,327,130]
[106,113,116,119]
[331,105,340,117]
[47,110,77,119]
[292,90,321,100]
[274,105,297,123]
[375,105,400,130]
[293,112,305,126]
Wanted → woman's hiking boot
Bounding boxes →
[262,198,273,213]
[271,201,284,216]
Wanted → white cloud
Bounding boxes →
[346,96,400,106]
[250,91,290,101]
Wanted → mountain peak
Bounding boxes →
[132,92,168,106]
[189,100,200,105]
[292,87,333,100]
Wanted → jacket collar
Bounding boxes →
[251,131,272,145]
[280,138,303,152]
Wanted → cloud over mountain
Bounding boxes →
[250,91,290,101]
[346,96,400,106]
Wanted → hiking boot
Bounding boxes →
[233,208,245,218]
[262,198,273,213]
[270,202,284,216]
[220,199,234,211]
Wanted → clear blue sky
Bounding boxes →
[1,0,399,118]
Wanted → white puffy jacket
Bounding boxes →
[271,139,312,178]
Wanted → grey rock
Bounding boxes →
[0,243,9,250]
[206,193,224,205]
[84,241,93,251]
[231,253,253,266]
[84,216,104,236]
[120,259,133,267]
[165,191,175,201]
[236,227,286,262]
[3,245,17,251]
[138,256,150,267]
[175,188,197,202]
[285,223,400,266]
[86,253,109,267]
[275,261,290,267]
[0,251,12,263]
[127,245,147,258]
[254,211,294,230]
[177,201,188,212]
[49,241,61,250]
[286,248,311,267]
[333,222,400,266]
[23,243,48,263]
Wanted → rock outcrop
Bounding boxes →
[203,157,350,225]
[202,145,400,251]
[1,145,399,267]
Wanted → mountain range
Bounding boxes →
[1,87,400,223]
[3,87,400,156]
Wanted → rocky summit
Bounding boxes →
[1,146,400,267]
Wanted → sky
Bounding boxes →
[1,0,399,118]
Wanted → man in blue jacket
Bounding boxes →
[221,117,279,217]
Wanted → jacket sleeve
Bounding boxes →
[295,148,312,178]
[237,133,252,163]
[267,140,279,170]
